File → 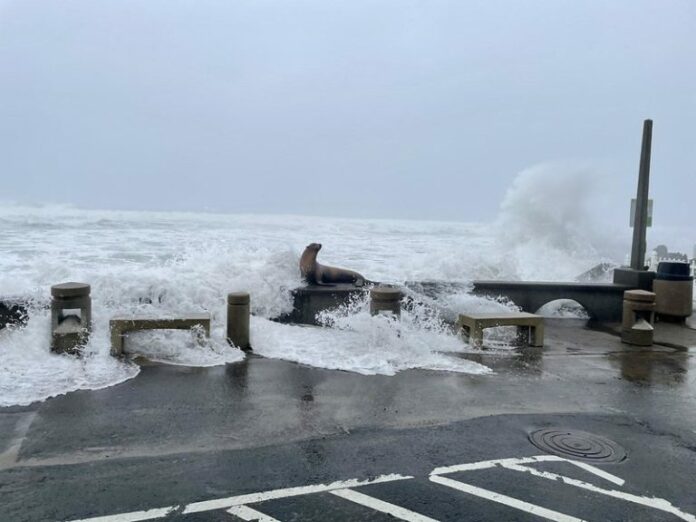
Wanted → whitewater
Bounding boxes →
[0,165,657,407]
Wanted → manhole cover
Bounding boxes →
[528,429,627,463]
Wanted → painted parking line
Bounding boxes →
[66,456,695,522]
[500,461,696,521]
[330,488,438,522]
[227,505,281,521]
[429,474,583,522]
[430,455,696,522]
[68,474,412,522]
[66,507,177,522]
[181,473,412,515]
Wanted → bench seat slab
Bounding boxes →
[456,312,544,348]
[110,314,211,357]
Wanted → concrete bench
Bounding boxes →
[456,312,544,348]
[110,313,211,357]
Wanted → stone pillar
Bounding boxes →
[630,119,653,270]
[50,282,91,354]
[621,289,655,346]
[227,292,251,350]
[370,286,402,317]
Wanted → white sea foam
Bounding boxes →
[0,310,140,406]
[252,283,506,375]
[0,164,637,406]
[494,162,620,281]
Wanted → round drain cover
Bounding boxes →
[528,429,627,463]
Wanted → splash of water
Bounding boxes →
[492,162,621,281]
[253,294,491,376]
[0,165,627,405]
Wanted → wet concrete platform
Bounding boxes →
[1,319,696,521]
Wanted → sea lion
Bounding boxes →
[299,243,367,287]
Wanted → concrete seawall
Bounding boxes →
[2,280,635,330]
[470,280,630,322]
[408,280,630,322]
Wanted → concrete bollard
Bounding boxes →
[227,292,251,351]
[621,289,655,346]
[50,282,91,354]
[370,286,402,317]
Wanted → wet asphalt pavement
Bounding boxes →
[1,319,696,521]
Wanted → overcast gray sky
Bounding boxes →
[0,0,694,223]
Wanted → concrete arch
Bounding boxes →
[535,298,589,318]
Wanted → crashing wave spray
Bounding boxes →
[494,162,619,281]
[0,169,627,407]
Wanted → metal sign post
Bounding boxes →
[629,119,653,270]
[630,198,653,228]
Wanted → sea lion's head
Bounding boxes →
[300,243,322,281]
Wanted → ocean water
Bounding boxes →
[0,165,649,406]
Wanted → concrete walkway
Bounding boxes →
[1,320,695,521]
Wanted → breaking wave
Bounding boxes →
[0,163,626,406]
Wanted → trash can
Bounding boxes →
[653,262,693,319]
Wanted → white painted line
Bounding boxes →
[501,462,696,522]
[227,505,281,521]
[431,455,625,486]
[430,455,564,476]
[68,506,177,522]
[64,455,696,522]
[429,474,585,522]
[183,474,412,514]
[67,474,411,521]
[563,460,625,486]
[0,411,37,470]
[330,488,439,522]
